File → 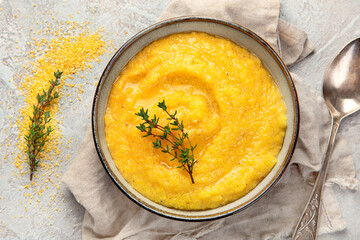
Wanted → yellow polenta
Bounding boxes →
[104,32,287,210]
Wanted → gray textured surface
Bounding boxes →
[0,0,359,239]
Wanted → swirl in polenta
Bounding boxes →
[104,32,287,210]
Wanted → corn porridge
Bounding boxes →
[104,32,287,210]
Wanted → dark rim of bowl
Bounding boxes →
[92,16,300,221]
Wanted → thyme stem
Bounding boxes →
[135,100,197,183]
[24,70,63,181]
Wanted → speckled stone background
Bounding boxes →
[0,0,359,239]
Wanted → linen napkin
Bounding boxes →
[63,0,358,239]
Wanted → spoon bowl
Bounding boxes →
[323,38,360,119]
[293,38,360,240]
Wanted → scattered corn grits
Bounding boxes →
[104,32,287,210]
[14,20,106,195]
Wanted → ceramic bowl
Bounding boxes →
[92,17,299,221]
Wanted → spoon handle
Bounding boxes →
[292,118,340,240]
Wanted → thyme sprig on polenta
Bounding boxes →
[135,100,197,183]
[24,70,63,181]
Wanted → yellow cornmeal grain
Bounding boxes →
[13,19,107,205]
[105,32,287,210]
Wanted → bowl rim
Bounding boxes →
[92,16,300,221]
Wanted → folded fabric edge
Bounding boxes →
[278,19,315,66]
[62,128,94,209]
[325,178,358,191]
[318,186,347,235]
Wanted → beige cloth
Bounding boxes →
[63,0,357,239]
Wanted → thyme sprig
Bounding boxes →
[135,100,197,183]
[24,70,63,181]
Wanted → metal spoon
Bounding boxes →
[292,38,360,240]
